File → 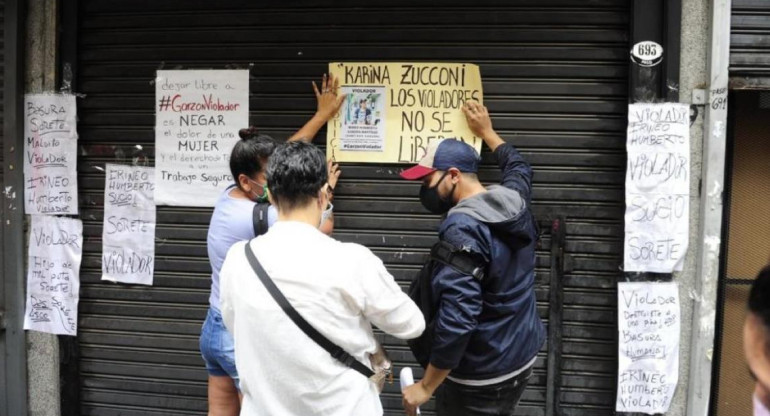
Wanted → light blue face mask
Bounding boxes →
[320,202,334,228]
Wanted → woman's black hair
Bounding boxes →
[266,141,328,211]
[229,127,277,187]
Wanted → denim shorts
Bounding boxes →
[200,307,240,389]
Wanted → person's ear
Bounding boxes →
[448,168,462,184]
[238,174,252,192]
[266,188,274,205]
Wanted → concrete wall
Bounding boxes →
[24,1,60,416]
[671,0,710,414]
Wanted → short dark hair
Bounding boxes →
[266,141,328,211]
[748,266,770,332]
[229,127,277,187]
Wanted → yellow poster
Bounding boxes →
[326,62,483,164]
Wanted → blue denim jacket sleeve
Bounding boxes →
[494,143,533,204]
[430,215,491,370]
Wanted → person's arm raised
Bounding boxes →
[462,100,533,201]
[462,100,504,151]
[288,73,346,143]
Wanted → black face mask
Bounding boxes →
[419,172,456,214]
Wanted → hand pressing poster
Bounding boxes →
[623,103,690,273]
[102,164,156,285]
[24,216,82,336]
[154,70,249,206]
[23,94,78,215]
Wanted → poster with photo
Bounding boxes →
[327,62,483,164]
[340,86,386,152]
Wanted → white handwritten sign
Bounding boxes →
[102,164,156,285]
[23,94,78,215]
[616,282,680,414]
[24,216,82,336]
[624,103,690,273]
[154,70,249,206]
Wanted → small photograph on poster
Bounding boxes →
[340,86,386,152]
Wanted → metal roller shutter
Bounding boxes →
[0,0,4,321]
[731,0,770,84]
[0,1,4,184]
[74,1,628,415]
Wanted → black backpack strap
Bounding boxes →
[244,243,375,378]
[252,203,271,237]
[431,241,486,281]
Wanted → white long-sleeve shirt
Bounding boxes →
[220,221,425,416]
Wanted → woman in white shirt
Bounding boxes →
[219,141,425,415]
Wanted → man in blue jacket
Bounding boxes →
[401,100,546,416]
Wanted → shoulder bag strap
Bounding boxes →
[243,242,374,378]
[431,240,486,281]
[252,203,270,237]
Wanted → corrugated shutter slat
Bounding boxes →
[731,0,770,82]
